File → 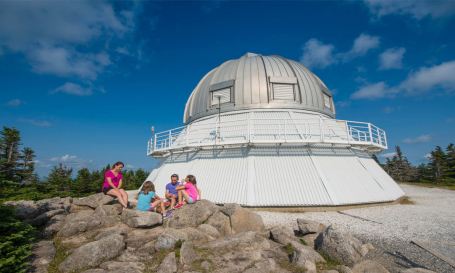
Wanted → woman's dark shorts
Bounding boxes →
[103,187,114,195]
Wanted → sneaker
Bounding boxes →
[173,204,184,209]
[164,199,171,207]
[164,211,172,219]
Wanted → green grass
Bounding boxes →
[299,239,308,246]
[398,181,455,191]
[47,238,77,273]
[279,261,306,273]
[316,250,342,270]
[285,244,295,255]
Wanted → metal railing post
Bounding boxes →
[169,130,172,148]
[319,118,324,142]
[284,119,287,142]
[368,123,373,144]
[154,134,157,151]
[248,116,251,142]
[186,125,190,146]
[383,131,388,149]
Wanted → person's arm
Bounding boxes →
[165,190,170,199]
[175,179,186,190]
[197,188,201,200]
[175,185,185,190]
[155,194,161,200]
[106,177,119,190]
[118,178,122,189]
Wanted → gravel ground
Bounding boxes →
[256,184,455,273]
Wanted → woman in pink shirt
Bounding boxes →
[173,175,201,209]
[103,161,129,212]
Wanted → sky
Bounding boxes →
[1,0,454,178]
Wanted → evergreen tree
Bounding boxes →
[132,168,149,189]
[45,163,73,191]
[428,146,446,182]
[71,168,91,195]
[444,143,455,182]
[19,147,36,185]
[0,126,22,182]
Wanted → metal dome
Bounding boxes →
[183,53,336,124]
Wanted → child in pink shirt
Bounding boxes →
[173,175,201,209]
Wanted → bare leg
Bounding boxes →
[178,190,183,204]
[119,189,129,209]
[178,190,189,204]
[151,199,166,216]
[106,189,127,209]
[170,196,176,209]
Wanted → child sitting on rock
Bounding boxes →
[137,181,172,219]
[173,175,201,209]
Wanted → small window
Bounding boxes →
[211,87,231,106]
[323,93,331,109]
[273,83,294,100]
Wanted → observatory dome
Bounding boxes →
[184,53,335,124]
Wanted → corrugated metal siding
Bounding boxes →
[143,145,404,206]
[351,148,406,200]
[185,53,334,124]
[250,146,332,206]
[309,146,391,205]
[211,88,231,105]
[273,83,295,100]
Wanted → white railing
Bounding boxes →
[148,116,387,156]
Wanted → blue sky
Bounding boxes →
[1,0,454,178]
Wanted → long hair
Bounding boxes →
[186,175,197,188]
[112,161,124,170]
[141,181,155,195]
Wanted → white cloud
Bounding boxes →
[357,66,367,72]
[447,118,455,122]
[33,160,51,168]
[17,118,51,127]
[379,152,397,158]
[49,154,93,168]
[330,89,338,95]
[50,82,105,96]
[343,33,380,62]
[126,165,137,168]
[382,106,394,114]
[422,154,432,159]
[363,0,455,20]
[336,101,351,107]
[400,60,455,95]
[300,39,338,69]
[403,135,431,144]
[350,82,398,100]
[379,47,406,70]
[0,1,137,80]
[115,47,130,55]
[6,99,23,106]
[352,60,455,100]
[300,34,379,69]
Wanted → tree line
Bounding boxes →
[372,144,455,185]
[0,126,149,202]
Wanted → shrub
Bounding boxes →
[0,204,35,273]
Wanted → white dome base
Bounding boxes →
[143,145,405,207]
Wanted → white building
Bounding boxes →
[143,53,405,208]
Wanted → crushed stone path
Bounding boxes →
[256,184,455,273]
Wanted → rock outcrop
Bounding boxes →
[315,224,368,265]
[59,234,125,272]
[121,209,162,228]
[72,193,115,209]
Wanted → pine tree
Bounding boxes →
[46,163,73,192]
[0,126,22,182]
[428,146,446,182]
[444,143,455,182]
[19,147,36,185]
[71,168,91,195]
